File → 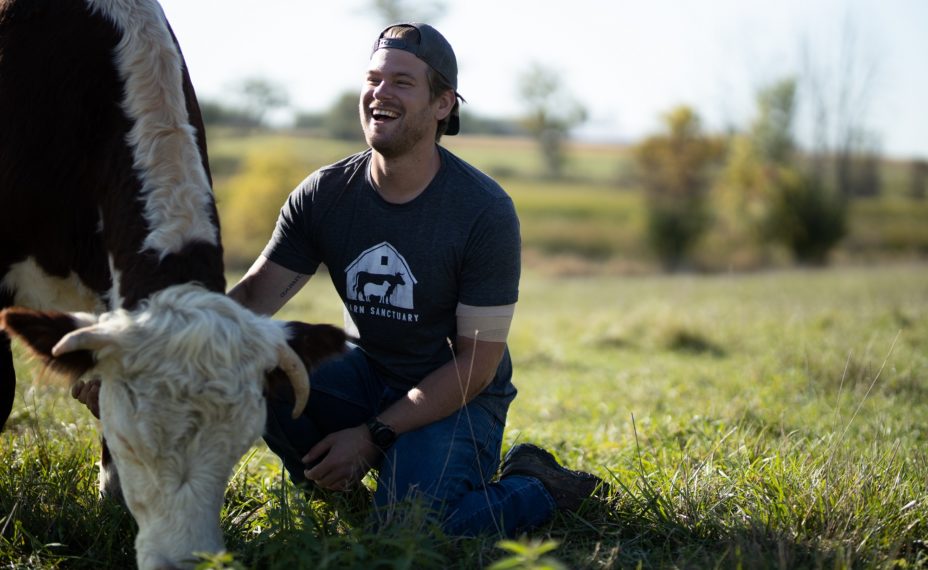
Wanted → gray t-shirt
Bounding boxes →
[263,146,521,396]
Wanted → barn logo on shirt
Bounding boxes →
[345,242,419,322]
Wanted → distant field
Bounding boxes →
[205,131,628,186]
[205,131,928,273]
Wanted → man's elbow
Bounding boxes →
[459,339,506,392]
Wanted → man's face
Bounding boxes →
[360,48,443,157]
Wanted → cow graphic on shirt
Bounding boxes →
[345,242,416,310]
[354,271,406,305]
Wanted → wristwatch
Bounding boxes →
[365,417,397,451]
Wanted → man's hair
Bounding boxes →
[380,24,459,141]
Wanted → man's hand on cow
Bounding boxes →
[302,425,379,491]
[70,377,101,419]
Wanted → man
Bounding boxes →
[228,23,602,536]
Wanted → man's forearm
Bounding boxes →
[377,338,506,434]
[227,256,309,316]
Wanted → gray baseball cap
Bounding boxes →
[371,23,462,135]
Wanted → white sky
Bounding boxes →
[159,0,928,159]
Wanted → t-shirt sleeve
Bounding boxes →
[261,178,321,275]
[459,196,521,307]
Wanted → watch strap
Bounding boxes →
[365,417,397,451]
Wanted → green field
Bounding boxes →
[2,264,926,568]
[206,132,928,273]
[2,132,926,567]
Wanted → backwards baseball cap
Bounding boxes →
[371,23,462,135]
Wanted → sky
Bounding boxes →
[158,0,928,160]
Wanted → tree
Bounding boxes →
[199,99,262,129]
[801,15,882,198]
[716,78,847,266]
[367,0,447,25]
[841,133,882,198]
[635,106,723,270]
[752,78,798,167]
[323,91,366,142]
[768,169,847,265]
[911,160,928,201]
[219,148,305,267]
[231,77,289,128]
[518,63,587,179]
[714,78,798,257]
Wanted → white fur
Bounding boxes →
[0,258,105,313]
[81,284,292,569]
[107,254,124,310]
[86,0,218,258]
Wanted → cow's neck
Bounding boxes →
[93,0,225,311]
[99,195,225,311]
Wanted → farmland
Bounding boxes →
[1,132,927,568]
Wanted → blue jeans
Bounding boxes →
[262,348,556,537]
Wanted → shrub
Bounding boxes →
[634,106,723,270]
[219,148,307,268]
[767,168,847,265]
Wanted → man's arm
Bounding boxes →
[227,256,310,316]
[302,335,506,490]
[378,336,506,432]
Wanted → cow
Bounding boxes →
[0,0,345,568]
[354,271,406,304]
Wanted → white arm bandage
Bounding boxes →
[456,303,516,343]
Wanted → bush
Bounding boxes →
[767,168,847,265]
[634,106,723,270]
[219,148,307,268]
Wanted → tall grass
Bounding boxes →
[2,264,927,568]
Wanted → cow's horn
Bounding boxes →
[52,326,111,356]
[277,343,310,418]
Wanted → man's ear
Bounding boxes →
[0,308,97,379]
[435,89,456,122]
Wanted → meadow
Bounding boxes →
[1,132,927,568]
[2,264,926,568]
[205,132,928,272]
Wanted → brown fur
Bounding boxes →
[0,0,221,430]
[266,322,350,401]
[0,308,95,381]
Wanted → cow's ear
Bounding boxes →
[264,322,348,402]
[283,322,349,370]
[0,308,96,379]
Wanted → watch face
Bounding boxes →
[374,428,393,447]
[368,420,396,449]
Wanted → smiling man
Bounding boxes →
[228,23,602,536]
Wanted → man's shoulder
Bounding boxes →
[284,149,370,216]
[438,146,510,202]
[313,149,371,182]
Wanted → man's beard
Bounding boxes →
[362,106,433,158]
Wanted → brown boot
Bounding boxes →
[500,443,605,511]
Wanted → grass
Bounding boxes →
[2,264,927,568]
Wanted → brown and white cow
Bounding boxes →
[0,0,344,568]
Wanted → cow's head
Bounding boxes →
[0,284,346,569]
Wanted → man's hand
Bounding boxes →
[70,377,101,419]
[303,425,381,491]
